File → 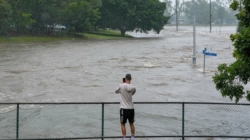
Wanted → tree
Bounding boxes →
[217,6,226,26]
[1,0,103,35]
[182,0,237,25]
[7,0,37,34]
[224,8,237,25]
[163,0,173,18]
[213,0,250,103]
[6,0,72,35]
[99,0,169,36]
[163,0,184,24]
[0,0,12,35]
[173,0,185,24]
[65,0,101,33]
[29,0,71,34]
[183,0,206,24]
[183,0,211,24]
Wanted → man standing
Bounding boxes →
[115,74,136,140]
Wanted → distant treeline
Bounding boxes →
[0,0,169,36]
[163,0,237,25]
[0,0,102,36]
[0,0,237,37]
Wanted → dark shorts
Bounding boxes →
[120,108,135,124]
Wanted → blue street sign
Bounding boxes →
[205,52,217,56]
[202,48,217,72]
[202,48,217,56]
[202,48,207,54]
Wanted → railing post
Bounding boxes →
[101,103,104,140]
[16,104,19,140]
[182,102,185,140]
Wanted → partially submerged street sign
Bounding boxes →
[205,52,217,56]
[203,48,217,72]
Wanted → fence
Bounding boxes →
[0,102,250,140]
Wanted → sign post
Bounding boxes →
[176,0,178,31]
[203,51,205,72]
[203,48,217,72]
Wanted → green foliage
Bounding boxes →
[0,0,12,35]
[1,0,168,36]
[7,0,38,33]
[17,12,36,33]
[99,0,169,36]
[0,0,103,35]
[65,0,101,33]
[230,0,239,10]
[213,63,245,103]
[213,0,250,103]
[29,0,71,34]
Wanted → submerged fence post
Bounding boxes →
[101,103,104,140]
[16,104,19,140]
[182,102,185,140]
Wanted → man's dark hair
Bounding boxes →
[125,74,132,81]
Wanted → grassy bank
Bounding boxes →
[0,36,72,44]
[75,29,132,39]
[87,29,131,37]
[75,33,132,39]
[0,30,132,44]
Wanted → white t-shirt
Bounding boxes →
[115,83,136,109]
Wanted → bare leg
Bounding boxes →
[121,123,126,136]
[129,123,135,135]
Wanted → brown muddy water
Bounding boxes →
[0,26,249,140]
[0,26,248,103]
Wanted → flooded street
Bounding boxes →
[0,26,247,103]
[1,26,250,140]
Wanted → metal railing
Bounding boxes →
[0,102,250,140]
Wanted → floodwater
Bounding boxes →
[0,26,250,140]
[0,25,248,103]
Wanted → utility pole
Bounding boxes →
[176,0,178,31]
[193,15,196,65]
[210,0,212,33]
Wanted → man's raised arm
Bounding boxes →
[115,85,121,94]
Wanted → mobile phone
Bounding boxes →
[123,78,125,83]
